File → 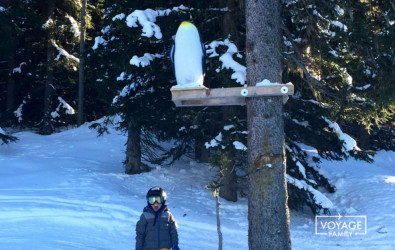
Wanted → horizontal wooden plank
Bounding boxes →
[171,84,294,107]
[174,97,246,107]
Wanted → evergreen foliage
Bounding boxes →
[0,129,18,145]
[0,0,99,130]
[280,0,394,213]
[0,0,393,212]
[90,1,186,172]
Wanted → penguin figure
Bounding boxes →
[170,11,206,88]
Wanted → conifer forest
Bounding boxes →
[0,1,394,249]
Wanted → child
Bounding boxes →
[135,186,180,250]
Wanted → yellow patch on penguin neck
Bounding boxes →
[180,21,194,28]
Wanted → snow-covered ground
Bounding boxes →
[0,122,394,250]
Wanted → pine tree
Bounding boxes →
[0,0,42,127]
[0,0,86,131]
[280,0,394,213]
[91,1,182,173]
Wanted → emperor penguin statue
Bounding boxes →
[170,10,206,88]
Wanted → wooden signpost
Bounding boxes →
[170,84,294,107]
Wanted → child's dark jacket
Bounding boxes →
[135,205,178,250]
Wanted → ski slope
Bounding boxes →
[0,122,394,249]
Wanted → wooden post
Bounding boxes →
[245,0,291,249]
[170,84,293,107]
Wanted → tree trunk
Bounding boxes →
[125,120,142,174]
[218,0,238,202]
[195,135,209,162]
[357,124,370,150]
[6,55,16,123]
[219,105,238,202]
[220,0,237,40]
[219,106,237,201]
[246,0,291,249]
[78,0,87,126]
[219,153,237,201]
[40,0,55,135]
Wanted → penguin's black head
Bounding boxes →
[179,9,192,22]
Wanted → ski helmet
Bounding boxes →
[146,186,167,205]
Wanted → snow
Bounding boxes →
[384,176,395,184]
[0,127,5,135]
[284,41,292,47]
[0,6,5,12]
[53,42,80,64]
[350,94,367,102]
[130,53,163,67]
[101,26,111,34]
[296,161,307,179]
[66,14,80,37]
[92,36,107,50]
[292,118,309,127]
[331,21,348,32]
[233,141,247,151]
[288,175,334,209]
[207,39,246,85]
[340,68,353,86]
[0,122,394,249]
[42,18,53,28]
[112,13,125,21]
[112,83,136,104]
[12,62,26,74]
[14,101,26,122]
[126,9,162,39]
[355,84,371,91]
[171,5,188,12]
[329,50,339,58]
[52,97,75,118]
[322,117,360,152]
[116,72,127,81]
[205,133,222,149]
[224,125,234,131]
[256,79,293,86]
[335,5,345,16]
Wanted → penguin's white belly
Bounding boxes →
[174,28,204,86]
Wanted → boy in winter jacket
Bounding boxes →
[135,187,180,250]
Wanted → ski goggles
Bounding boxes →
[147,196,164,205]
